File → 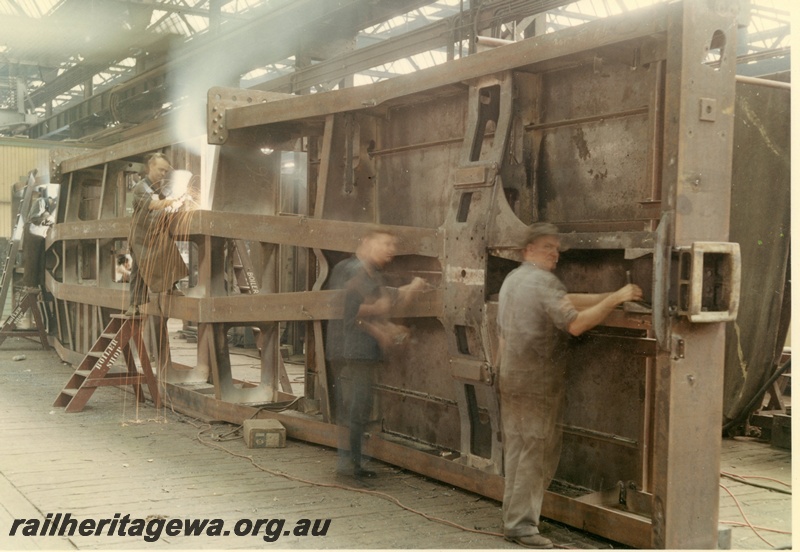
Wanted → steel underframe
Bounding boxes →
[46,2,745,548]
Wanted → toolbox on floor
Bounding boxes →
[243,418,286,448]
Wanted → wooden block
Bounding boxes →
[243,418,286,448]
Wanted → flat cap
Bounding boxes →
[521,222,560,248]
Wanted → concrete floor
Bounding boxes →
[0,331,792,550]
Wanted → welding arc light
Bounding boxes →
[168,170,193,197]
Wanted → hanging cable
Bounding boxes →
[723,359,791,432]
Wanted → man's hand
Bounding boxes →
[394,277,432,309]
[165,197,184,213]
[568,283,644,337]
[405,277,428,291]
[358,294,392,319]
[358,319,411,351]
[613,284,643,304]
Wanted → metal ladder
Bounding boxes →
[228,240,293,391]
[0,169,38,321]
[53,314,160,413]
[0,290,49,349]
[231,239,259,294]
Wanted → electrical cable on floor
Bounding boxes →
[719,483,775,548]
[212,402,301,442]
[195,418,588,549]
[184,419,583,548]
[150,389,791,549]
[720,471,791,495]
[723,470,791,487]
[719,521,792,535]
[192,423,508,540]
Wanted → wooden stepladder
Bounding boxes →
[0,289,49,349]
[54,314,160,413]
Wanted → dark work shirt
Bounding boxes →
[326,256,386,362]
[325,256,361,361]
[129,177,157,255]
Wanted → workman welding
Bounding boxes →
[125,152,188,316]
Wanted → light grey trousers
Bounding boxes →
[500,393,563,537]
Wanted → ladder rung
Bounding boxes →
[52,307,157,412]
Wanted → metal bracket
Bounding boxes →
[450,357,493,385]
[206,87,291,145]
[699,97,717,122]
[454,165,496,188]
[672,336,685,359]
[618,481,652,517]
[677,241,741,322]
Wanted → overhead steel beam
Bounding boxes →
[27,31,179,109]
[103,0,244,19]
[218,6,668,135]
[255,0,580,94]
[254,18,455,94]
[25,0,440,140]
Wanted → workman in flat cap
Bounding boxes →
[125,152,187,316]
[497,222,642,548]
